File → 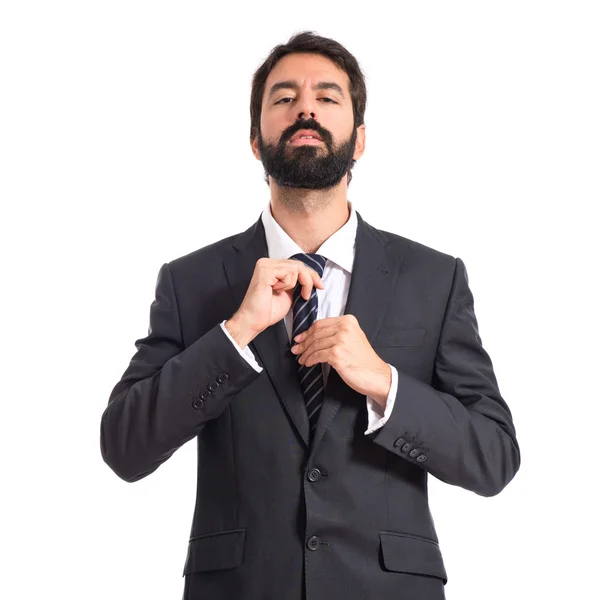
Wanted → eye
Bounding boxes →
[274,97,338,105]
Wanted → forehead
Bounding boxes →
[264,53,350,96]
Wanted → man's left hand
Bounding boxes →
[290,314,391,406]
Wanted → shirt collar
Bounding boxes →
[260,199,357,274]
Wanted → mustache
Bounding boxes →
[281,119,331,145]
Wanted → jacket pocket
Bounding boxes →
[182,528,246,576]
[374,327,426,347]
[379,531,447,583]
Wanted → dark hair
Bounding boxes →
[249,31,367,186]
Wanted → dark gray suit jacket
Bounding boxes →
[100,209,520,600]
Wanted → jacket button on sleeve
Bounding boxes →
[416,454,427,463]
[191,391,209,410]
[393,437,406,448]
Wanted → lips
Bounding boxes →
[289,137,323,146]
[289,129,323,143]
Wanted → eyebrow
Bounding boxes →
[267,80,346,100]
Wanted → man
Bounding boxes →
[100,31,520,600]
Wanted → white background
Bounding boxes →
[1,1,598,598]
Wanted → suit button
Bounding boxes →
[401,443,413,453]
[307,468,321,482]
[393,437,406,448]
[199,391,209,400]
[191,398,204,410]
[306,536,321,551]
[409,449,420,458]
[416,454,427,463]
[207,380,219,392]
[216,373,228,383]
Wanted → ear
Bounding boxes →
[250,135,261,160]
[353,124,366,160]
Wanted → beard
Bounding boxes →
[257,121,357,190]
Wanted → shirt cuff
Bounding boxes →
[364,364,398,435]
[220,320,263,372]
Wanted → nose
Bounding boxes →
[296,93,317,121]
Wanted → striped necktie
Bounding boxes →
[289,253,327,440]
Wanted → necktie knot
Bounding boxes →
[289,253,326,278]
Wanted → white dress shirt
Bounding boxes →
[220,199,398,435]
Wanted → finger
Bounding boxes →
[269,266,307,301]
[297,264,325,299]
[272,261,324,300]
[296,323,337,346]
[272,270,294,290]
[294,268,314,300]
[300,337,335,366]
[270,267,296,289]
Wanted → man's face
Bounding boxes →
[252,53,365,189]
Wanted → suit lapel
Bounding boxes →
[223,209,403,452]
[224,216,311,446]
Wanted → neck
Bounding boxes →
[269,178,351,254]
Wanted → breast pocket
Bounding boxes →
[373,327,426,347]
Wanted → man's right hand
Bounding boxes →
[225,257,325,348]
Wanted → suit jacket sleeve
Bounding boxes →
[367,257,521,497]
[100,263,262,483]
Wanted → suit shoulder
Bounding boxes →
[162,224,251,278]
[374,225,456,268]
